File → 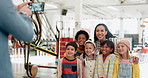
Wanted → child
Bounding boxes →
[57,41,82,78]
[94,40,116,78]
[75,30,89,58]
[113,40,140,78]
[79,40,97,78]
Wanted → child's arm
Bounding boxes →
[132,63,140,78]
[57,59,62,78]
[77,59,82,78]
[79,54,84,78]
[107,56,116,78]
[93,57,99,78]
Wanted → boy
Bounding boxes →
[57,41,82,78]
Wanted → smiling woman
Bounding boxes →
[94,23,113,54]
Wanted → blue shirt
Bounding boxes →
[0,0,34,78]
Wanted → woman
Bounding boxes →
[94,23,113,54]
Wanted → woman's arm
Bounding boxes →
[112,59,119,78]
[132,63,140,78]
[0,0,34,42]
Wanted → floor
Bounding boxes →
[11,50,57,78]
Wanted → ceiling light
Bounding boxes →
[107,6,119,11]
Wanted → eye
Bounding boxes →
[96,30,99,32]
[101,30,104,32]
[66,48,69,50]
[121,45,124,47]
[78,38,81,40]
[105,46,108,48]
[89,47,92,49]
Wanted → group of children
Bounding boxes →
[57,23,140,78]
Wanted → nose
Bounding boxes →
[117,47,122,50]
[98,31,101,34]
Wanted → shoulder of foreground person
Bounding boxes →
[0,0,34,42]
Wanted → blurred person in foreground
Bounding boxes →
[0,1,34,78]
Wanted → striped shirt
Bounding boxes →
[94,54,116,78]
[62,57,77,78]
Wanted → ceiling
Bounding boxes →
[13,0,148,18]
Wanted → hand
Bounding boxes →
[17,2,32,16]
[76,56,80,59]
[132,56,139,64]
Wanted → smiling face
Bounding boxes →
[100,43,113,56]
[85,43,95,56]
[65,45,76,58]
[95,25,107,42]
[77,34,87,46]
[117,43,129,55]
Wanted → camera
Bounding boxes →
[28,2,45,12]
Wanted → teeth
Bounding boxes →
[98,36,102,38]
[102,51,106,52]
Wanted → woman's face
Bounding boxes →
[95,25,107,41]
[77,34,87,46]
[85,43,95,56]
[117,43,129,55]
[100,43,112,56]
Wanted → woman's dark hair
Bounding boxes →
[100,40,115,54]
[94,23,113,42]
[66,41,78,51]
[75,30,89,41]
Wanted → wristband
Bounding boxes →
[20,11,28,15]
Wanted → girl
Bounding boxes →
[79,40,97,78]
[57,41,82,78]
[113,40,140,78]
[94,40,116,78]
[75,30,89,58]
[94,23,113,54]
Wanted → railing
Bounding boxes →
[10,47,56,78]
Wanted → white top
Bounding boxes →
[83,58,95,78]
